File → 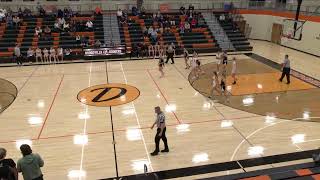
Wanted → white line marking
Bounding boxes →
[79,62,92,180]
[120,62,154,172]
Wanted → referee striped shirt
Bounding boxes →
[156,112,166,128]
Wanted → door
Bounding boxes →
[271,23,283,44]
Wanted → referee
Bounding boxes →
[150,106,169,156]
[279,54,291,84]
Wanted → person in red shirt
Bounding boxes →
[191,18,197,28]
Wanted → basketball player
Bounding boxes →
[158,54,165,78]
[231,57,237,85]
[209,71,221,98]
[183,48,190,69]
[150,106,169,156]
[191,51,199,79]
[222,51,228,67]
[216,51,222,72]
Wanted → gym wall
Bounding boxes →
[242,11,320,56]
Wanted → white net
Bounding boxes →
[282,19,305,40]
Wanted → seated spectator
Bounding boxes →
[86,20,93,31]
[140,6,146,17]
[58,17,65,27]
[191,18,197,28]
[132,6,138,16]
[43,48,49,62]
[80,35,87,46]
[169,16,175,26]
[95,6,102,16]
[63,22,70,32]
[35,26,42,37]
[142,26,148,36]
[64,48,72,58]
[13,16,21,28]
[219,14,225,21]
[179,21,185,34]
[43,26,51,40]
[198,17,205,28]
[57,47,63,61]
[23,8,32,18]
[0,9,6,23]
[57,9,64,18]
[184,21,191,32]
[94,40,101,48]
[35,47,43,63]
[119,16,126,24]
[27,48,34,63]
[180,6,186,15]
[0,148,18,180]
[53,21,61,32]
[49,47,56,63]
[189,4,195,11]
[6,14,13,28]
[117,9,123,17]
[148,26,153,35]
[76,35,81,45]
[17,144,44,180]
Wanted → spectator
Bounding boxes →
[14,43,22,66]
[0,9,6,22]
[148,26,153,35]
[94,40,101,48]
[53,21,61,32]
[43,48,49,62]
[179,21,185,34]
[150,27,158,44]
[80,35,87,46]
[6,14,13,28]
[43,26,51,40]
[191,18,197,28]
[76,35,81,46]
[58,17,65,27]
[13,16,21,28]
[64,48,72,59]
[132,6,138,16]
[0,148,18,180]
[63,22,70,32]
[18,8,23,18]
[35,47,42,63]
[219,14,225,21]
[180,6,186,15]
[169,16,175,26]
[198,17,205,28]
[57,47,63,61]
[189,4,195,11]
[95,6,102,16]
[119,16,126,25]
[142,26,148,36]
[57,9,64,18]
[49,47,56,63]
[184,21,191,32]
[86,20,93,31]
[27,48,34,63]
[117,9,123,17]
[17,144,44,180]
[35,26,42,38]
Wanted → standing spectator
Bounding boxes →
[165,43,175,64]
[17,144,44,180]
[86,20,93,31]
[35,47,43,63]
[14,43,22,66]
[279,54,291,84]
[150,106,169,156]
[180,6,186,15]
[0,148,18,180]
[117,9,123,17]
[27,48,34,63]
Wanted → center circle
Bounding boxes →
[77,83,140,107]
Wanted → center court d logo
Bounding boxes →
[77,83,140,107]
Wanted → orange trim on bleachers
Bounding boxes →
[237,9,320,23]
[312,174,320,180]
[296,169,313,176]
[240,175,271,180]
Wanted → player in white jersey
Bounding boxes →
[231,57,237,85]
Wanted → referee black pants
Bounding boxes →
[280,67,290,83]
[154,127,168,152]
[165,52,174,64]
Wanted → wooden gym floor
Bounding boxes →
[0,40,320,180]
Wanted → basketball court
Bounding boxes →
[0,40,320,179]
